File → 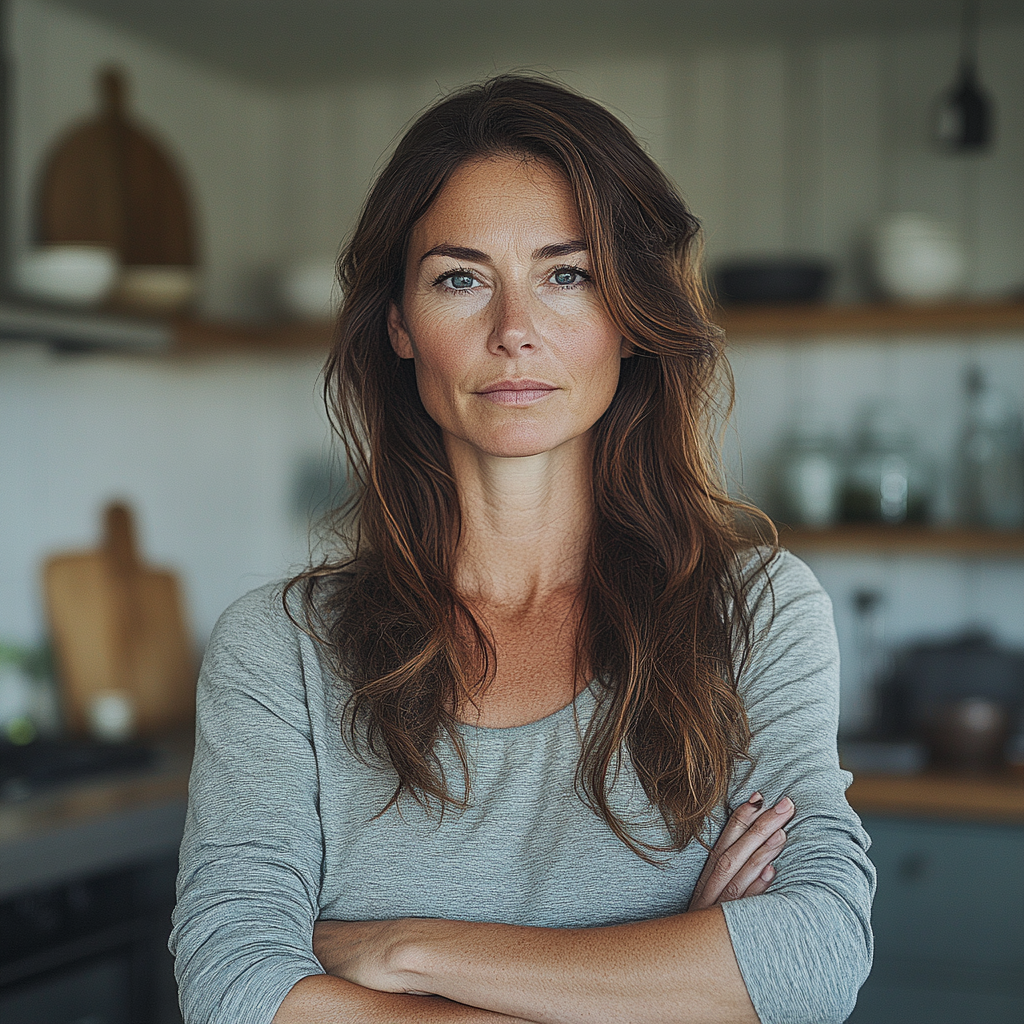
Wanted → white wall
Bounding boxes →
[0,341,331,646]
[3,0,1023,732]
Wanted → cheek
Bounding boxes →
[408,334,473,423]
[567,319,625,384]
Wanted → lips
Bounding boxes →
[477,379,558,405]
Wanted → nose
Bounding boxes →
[488,283,542,357]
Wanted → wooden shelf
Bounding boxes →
[173,299,1024,352]
[779,524,1024,556]
[7,298,1023,353]
[172,316,332,353]
[716,298,1024,339]
[847,769,1024,824]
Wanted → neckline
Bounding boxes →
[456,683,597,740]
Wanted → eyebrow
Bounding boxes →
[418,240,588,264]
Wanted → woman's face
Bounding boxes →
[389,154,629,461]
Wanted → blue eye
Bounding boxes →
[435,269,479,291]
[550,266,589,287]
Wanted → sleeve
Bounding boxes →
[168,584,327,1024]
[719,551,876,1024]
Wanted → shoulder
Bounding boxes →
[199,580,319,708]
[731,547,839,705]
[735,544,829,602]
[734,546,833,634]
[207,579,301,657]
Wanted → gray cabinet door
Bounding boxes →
[849,816,1024,1024]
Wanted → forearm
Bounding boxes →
[323,908,759,1024]
[273,974,536,1024]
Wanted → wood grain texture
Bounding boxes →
[171,315,332,353]
[163,300,1024,354]
[37,68,196,267]
[780,524,1024,556]
[847,770,1024,824]
[43,502,196,737]
[717,299,1024,339]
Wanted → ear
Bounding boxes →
[388,303,415,359]
[619,336,634,359]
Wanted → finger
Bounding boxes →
[715,792,770,850]
[692,793,770,898]
[740,863,777,899]
[695,856,778,912]
[717,828,786,902]
[688,794,770,909]
[698,797,794,905]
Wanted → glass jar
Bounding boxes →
[957,367,1024,529]
[776,430,844,527]
[841,406,934,525]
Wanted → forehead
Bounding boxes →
[408,154,581,253]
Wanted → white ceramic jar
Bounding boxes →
[871,214,967,302]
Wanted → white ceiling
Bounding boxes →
[51,0,1024,88]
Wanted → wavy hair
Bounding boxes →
[288,74,774,860]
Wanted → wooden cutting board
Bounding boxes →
[44,503,197,737]
[37,67,197,267]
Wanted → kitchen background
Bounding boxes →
[1,1,1023,1022]
[3,0,1023,731]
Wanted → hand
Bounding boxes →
[688,793,794,911]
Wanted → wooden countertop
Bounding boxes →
[0,732,192,849]
[0,733,193,896]
[847,768,1024,824]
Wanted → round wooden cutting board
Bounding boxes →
[37,67,197,268]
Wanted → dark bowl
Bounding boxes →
[714,260,833,305]
[923,698,1010,772]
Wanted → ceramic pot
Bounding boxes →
[871,214,966,302]
[15,244,119,306]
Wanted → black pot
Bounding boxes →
[713,259,833,305]
[874,632,1024,749]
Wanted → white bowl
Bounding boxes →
[280,260,340,320]
[872,214,967,302]
[112,265,199,314]
[15,245,119,306]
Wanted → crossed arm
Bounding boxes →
[272,794,793,1024]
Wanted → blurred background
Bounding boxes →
[0,1,1021,1022]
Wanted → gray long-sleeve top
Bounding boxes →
[170,550,875,1024]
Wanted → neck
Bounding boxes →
[447,434,593,610]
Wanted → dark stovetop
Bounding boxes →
[0,738,157,802]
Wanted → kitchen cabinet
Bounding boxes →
[0,854,182,1024]
[848,814,1024,1024]
[0,738,190,1023]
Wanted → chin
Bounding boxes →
[472,425,586,460]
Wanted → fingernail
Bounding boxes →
[775,796,793,815]
[761,864,775,881]
[749,792,764,808]
[768,828,786,846]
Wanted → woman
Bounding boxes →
[170,76,874,1024]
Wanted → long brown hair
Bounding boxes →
[289,74,774,859]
